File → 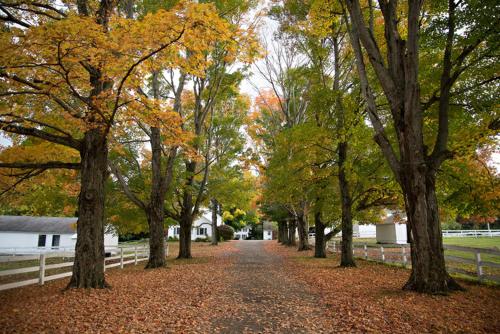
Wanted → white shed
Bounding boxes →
[0,215,118,253]
[376,223,407,244]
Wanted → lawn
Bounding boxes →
[330,236,500,283]
[443,237,500,249]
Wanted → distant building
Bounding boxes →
[353,224,376,238]
[263,221,274,240]
[376,211,408,244]
[167,209,222,241]
[234,226,250,240]
[0,215,118,253]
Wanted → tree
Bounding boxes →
[0,0,238,287]
[342,0,498,293]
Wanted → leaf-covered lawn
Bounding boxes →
[1,241,499,333]
[266,242,500,333]
[0,242,236,333]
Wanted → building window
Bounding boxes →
[38,235,46,247]
[174,227,180,235]
[198,227,207,235]
[52,235,60,248]
[267,231,271,236]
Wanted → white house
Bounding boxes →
[167,209,222,241]
[234,226,250,240]
[0,216,118,253]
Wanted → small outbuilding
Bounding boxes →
[0,215,118,253]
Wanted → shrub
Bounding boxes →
[217,225,234,241]
[194,237,209,242]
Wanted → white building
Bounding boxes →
[376,223,407,244]
[263,221,274,240]
[375,211,408,244]
[0,216,118,253]
[353,224,376,238]
[234,226,250,240]
[167,209,223,241]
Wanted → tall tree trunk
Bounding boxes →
[145,127,166,268]
[178,160,196,259]
[314,212,326,258]
[296,212,311,251]
[281,221,289,245]
[338,141,355,267]
[288,219,297,246]
[178,208,193,258]
[68,129,108,288]
[277,221,284,243]
[400,161,461,292]
[211,198,218,245]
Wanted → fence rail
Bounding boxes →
[0,244,168,292]
[442,229,500,237]
[326,241,500,284]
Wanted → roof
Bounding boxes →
[0,216,77,234]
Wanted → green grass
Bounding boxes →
[343,236,500,250]
[443,237,500,249]
[331,236,500,283]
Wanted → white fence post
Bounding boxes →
[402,246,407,267]
[475,252,483,280]
[364,244,368,260]
[134,246,138,265]
[380,246,385,263]
[120,248,124,269]
[166,242,169,257]
[38,253,46,285]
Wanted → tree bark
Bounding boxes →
[344,0,462,293]
[277,221,284,243]
[145,127,167,268]
[338,141,355,267]
[288,219,297,246]
[178,160,197,259]
[67,128,108,288]
[314,212,326,258]
[211,198,218,245]
[281,221,289,245]
[296,212,311,251]
[178,208,193,258]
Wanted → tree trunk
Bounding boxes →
[338,141,355,267]
[211,198,218,245]
[178,160,196,259]
[145,126,166,268]
[145,208,166,268]
[296,213,311,251]
[314,212,326,258]
[281,221,289,245]
[277,221,284,243]
[288,219,297,246]
[178,209,193,258]
[67,129,108,289]
[401,167,462,293]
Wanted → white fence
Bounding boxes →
[442,229,500,237]
[0,245,160,291]
[326,241,500,284]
